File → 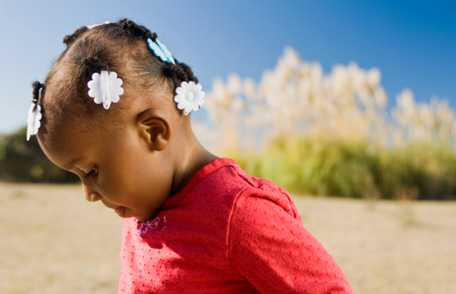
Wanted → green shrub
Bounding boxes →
[228,135,456,200]
[0,127,77,183]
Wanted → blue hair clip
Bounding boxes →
[147,38,175,64]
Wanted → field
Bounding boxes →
[1,182,455,293]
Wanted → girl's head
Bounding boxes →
[31,18,205,221]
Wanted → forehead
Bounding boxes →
[38,117,108,170]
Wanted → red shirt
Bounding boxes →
[117,157,352,293]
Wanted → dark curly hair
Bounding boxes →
[34,18,199,141]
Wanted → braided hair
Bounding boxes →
[31,81,44,105]
[114,18,199,88]
[36,18,199,140]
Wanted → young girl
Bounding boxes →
[26,18,352,293]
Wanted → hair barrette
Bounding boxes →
[147,38,175,64]
[87,70,124,110]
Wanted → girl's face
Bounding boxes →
[38,107,175,222]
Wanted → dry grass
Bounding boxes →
[1,182,455,293]
[0,183,122,294]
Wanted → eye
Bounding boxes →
[84,167,98,178]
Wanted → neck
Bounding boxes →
[170,129,218,195]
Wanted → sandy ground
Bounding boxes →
[0,182,455,294]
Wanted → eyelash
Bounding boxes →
[84,167,98,178]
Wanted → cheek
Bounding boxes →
[128,149,168,196]
[101,128,173,207]
[96,152,135,203]
[125,149,175,210]
[100,145,163,204]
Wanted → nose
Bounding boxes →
[82,185,101,202]
[88,192,102,202]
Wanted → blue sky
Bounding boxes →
[1,0,455,133]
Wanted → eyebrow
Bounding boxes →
[64,156,83,170]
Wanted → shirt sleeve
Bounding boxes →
[226,186,352,294]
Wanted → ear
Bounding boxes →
[136,108,170,151]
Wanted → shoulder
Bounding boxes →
[224,174,352,293]
[225,160,300,220]
[200,158,299,218]
[225,181,302,255]
[236,175,299,220]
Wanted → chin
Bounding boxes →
[135,215,151,222]
[134,210,159,222]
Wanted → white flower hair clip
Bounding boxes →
[174,81,205,115]
[26,81,44,141]
[86,21,111,29]
[87,70,124,110]
[26,103,42,141]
